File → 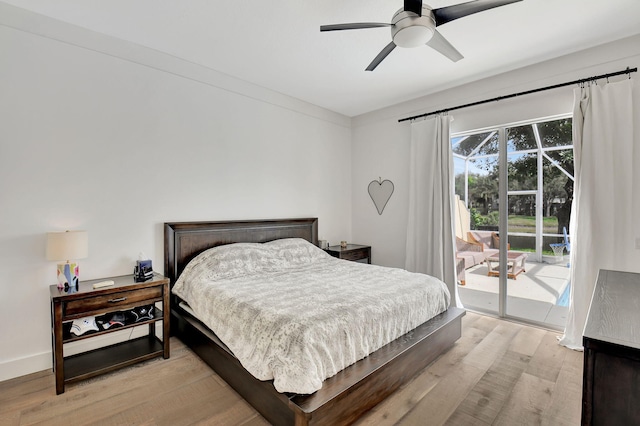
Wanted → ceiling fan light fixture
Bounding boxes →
[320,0,524,70]
[391,7,436,48]
[393,25,434,48]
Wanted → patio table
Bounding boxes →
[486,251,527,279]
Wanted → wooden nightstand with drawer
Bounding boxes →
[49,273,170,394]
[325,244,372,264]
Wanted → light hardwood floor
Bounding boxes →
[0,313,583,425]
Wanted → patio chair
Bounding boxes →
[549,226,570,267]
[467,230,510,260]
[456,236,489,286]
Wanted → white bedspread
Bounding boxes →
[172,238,450,394]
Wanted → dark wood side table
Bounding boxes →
[325,244,371,264]
[50,273,170,394]
[582,269,640,425]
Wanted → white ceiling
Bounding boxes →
[4,0,640,117]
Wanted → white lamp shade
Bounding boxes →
[46,231,88,261]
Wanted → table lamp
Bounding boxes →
[46,230,88,289]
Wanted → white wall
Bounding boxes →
[3,2,640,384]
[0,5,352,380]
[351,34,640,269]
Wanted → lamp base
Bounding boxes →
[57,262,79,290]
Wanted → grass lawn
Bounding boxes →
[475,215,566,254]
[503,215,559,234]
[513,247,558,256]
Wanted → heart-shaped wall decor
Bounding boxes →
[368,178,394,215]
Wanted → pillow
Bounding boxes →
[173,239,329,297]
[265,238,330,265]
[178,242,277,283]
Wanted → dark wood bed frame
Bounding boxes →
[164,218,465,425]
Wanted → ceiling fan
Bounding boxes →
[320,0,523,71]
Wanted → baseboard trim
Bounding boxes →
[0,323,161,383]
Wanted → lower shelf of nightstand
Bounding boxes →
[64,335,164,384]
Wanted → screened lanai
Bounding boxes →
[452,116,574,328]
[452,116,574,262]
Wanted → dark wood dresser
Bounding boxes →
[582,269,640,425]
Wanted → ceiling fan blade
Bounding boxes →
[404,0,423,16]
[433,0,522,26]
[320,23,392,32]
[426,30,464,62]
[366,41,397,71]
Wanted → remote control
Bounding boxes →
[93,280,115,289]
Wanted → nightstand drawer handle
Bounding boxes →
[108,297,127,303]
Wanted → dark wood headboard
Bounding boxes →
[164,218,318,287]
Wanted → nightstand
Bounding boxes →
[325,244,372,264]
[50,273,170,394]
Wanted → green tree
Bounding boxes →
[453,118,573,237]
[469,173,498,215]
[507,119,573,235]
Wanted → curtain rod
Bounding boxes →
[398,66,637,123]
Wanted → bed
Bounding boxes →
[164,218,465,425]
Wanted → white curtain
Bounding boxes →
[559,79,634,350]
[405,115,459,306]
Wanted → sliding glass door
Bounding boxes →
[453,116,573,329]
